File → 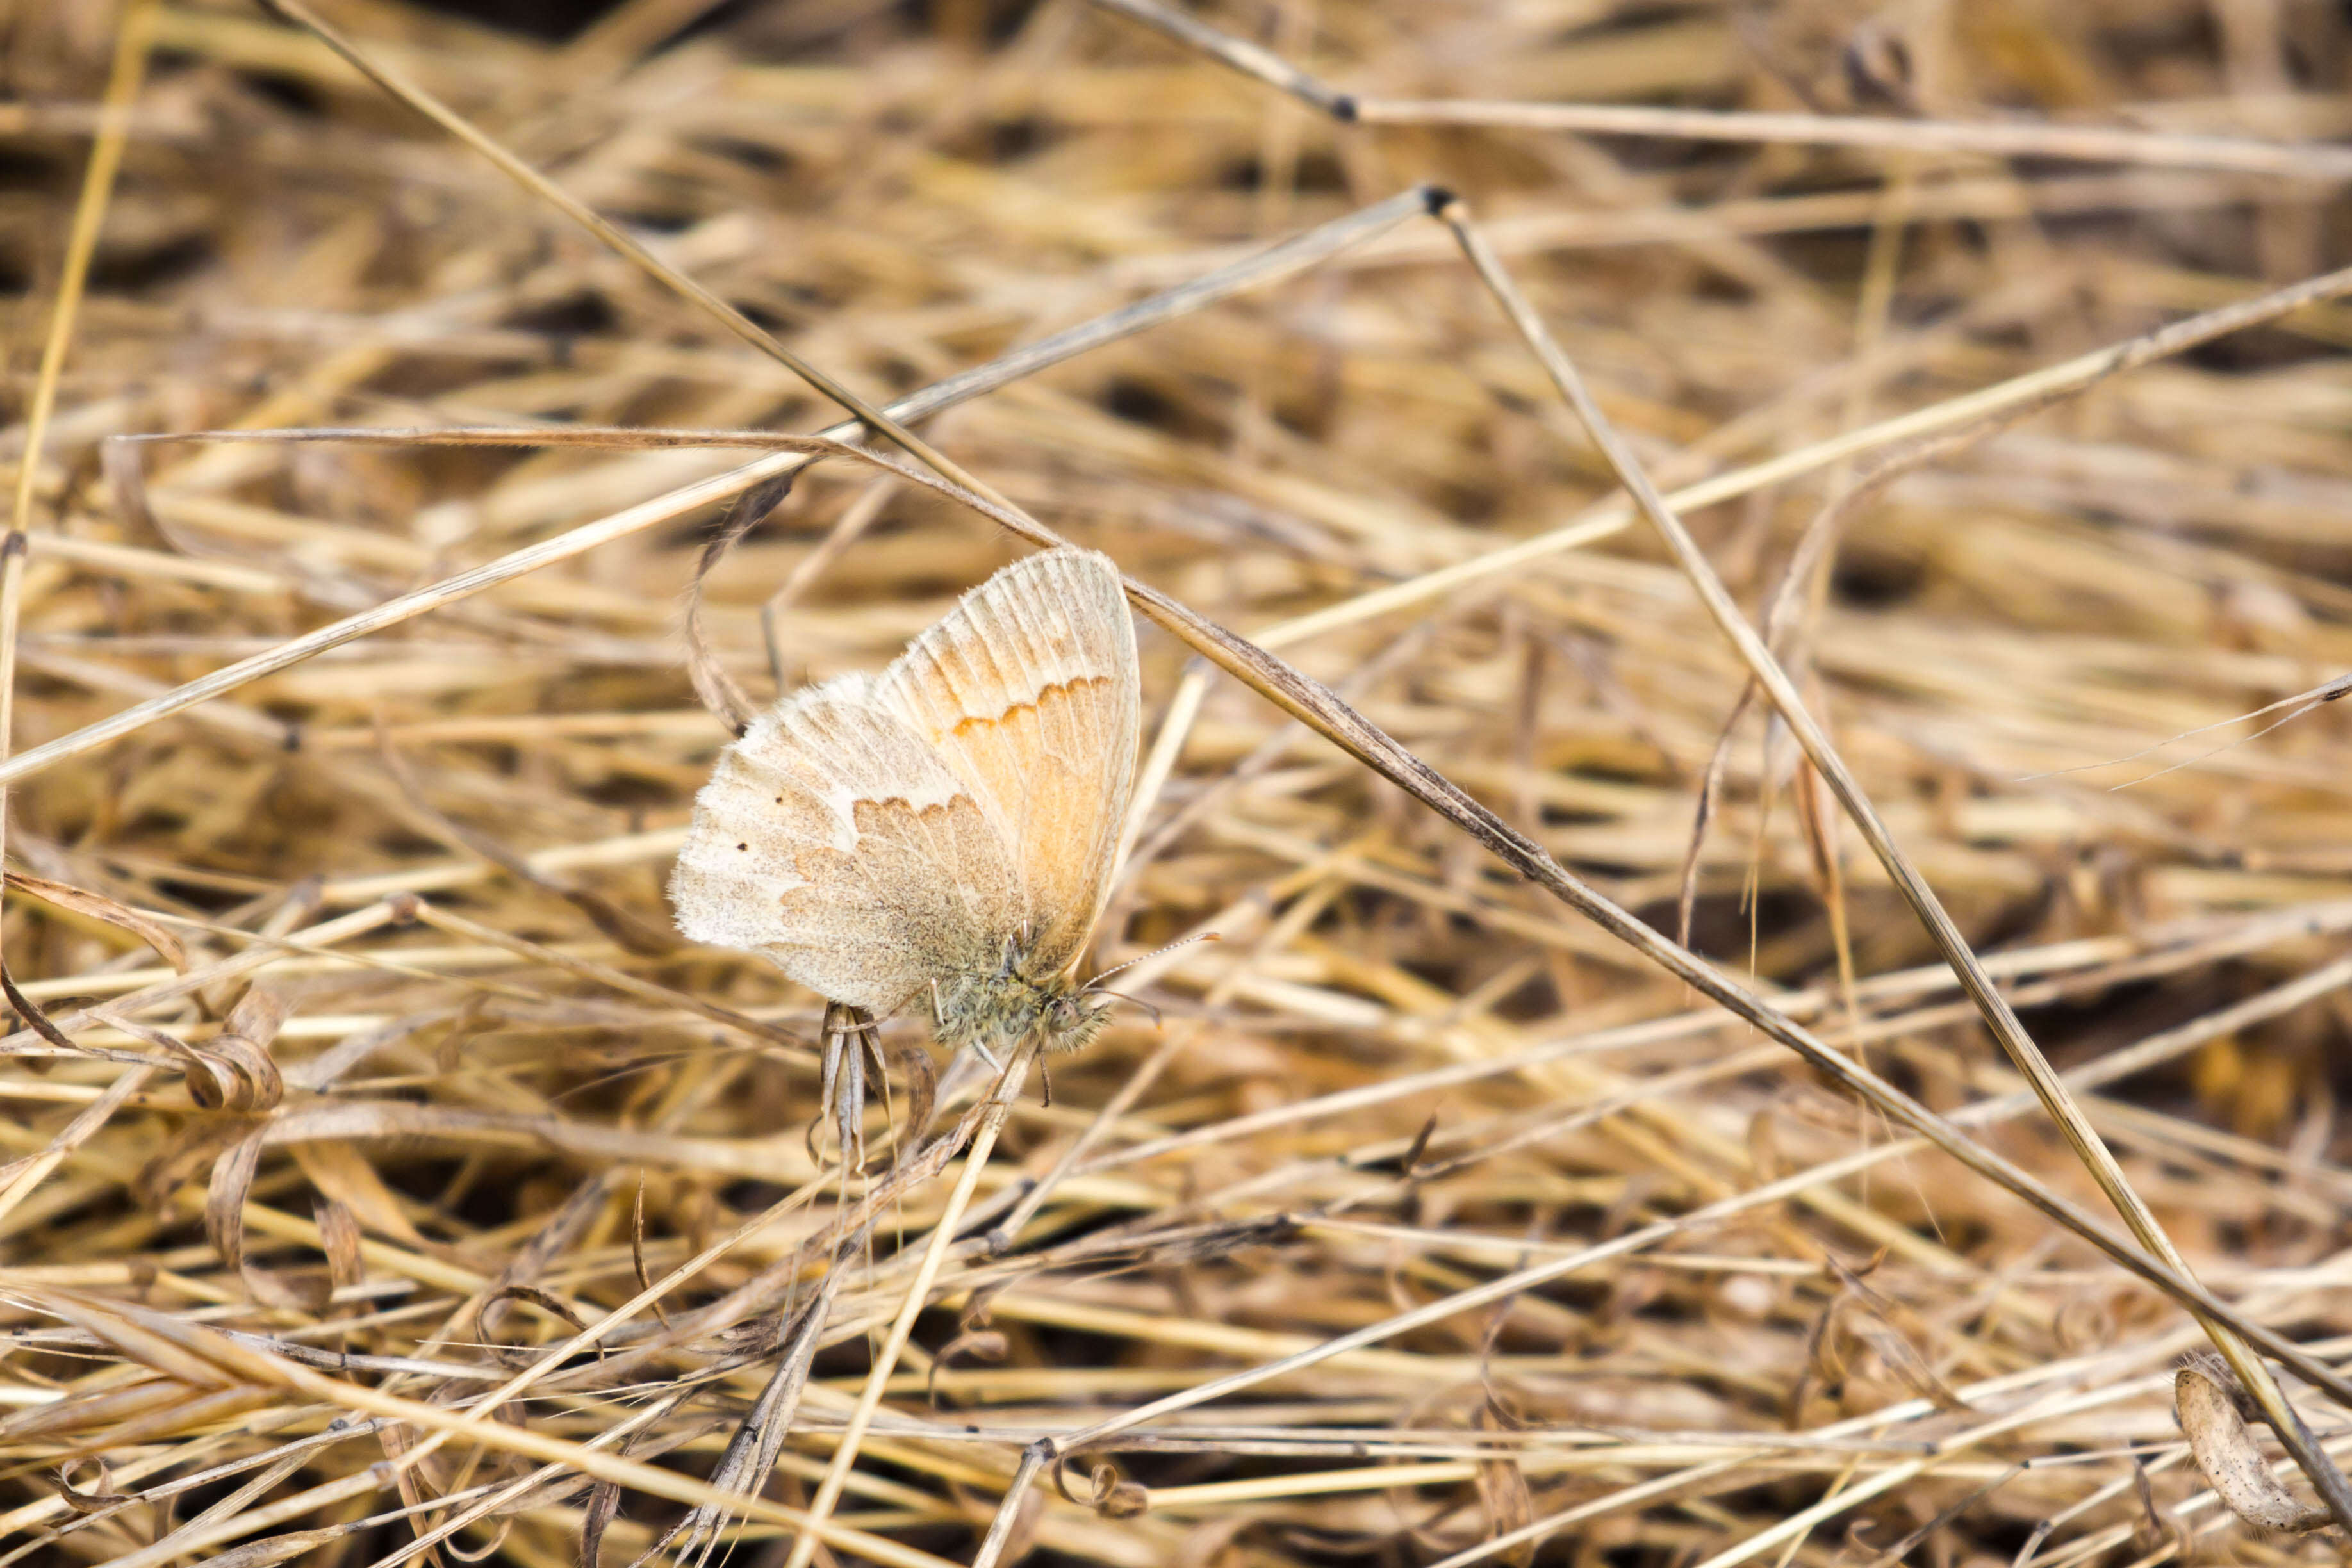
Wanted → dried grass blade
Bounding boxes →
[13,1283,958,1568]
[1251,252,2352,658]
[259,0,1138,541]
[0,1063,153,1230]
[2176,1363,2333,1536]
[372,736,682,957]
[778,1063,1028,1568]
[0,4,162,1079]
[1087,0,2352,178]
[4,871,190,972]
[0,900,400,1061]
[1086,0,1358,118]
[544,402,2352,1410]
[0,187,1426,794]
[652,1250,848,1568]
[1434,193,2352,1530]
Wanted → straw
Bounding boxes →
[1,6,2349,1568]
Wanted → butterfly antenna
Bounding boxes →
[1083,931,1220,990]
[1087,989,1162,1027]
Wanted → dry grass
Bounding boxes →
[3,1,2352,1566]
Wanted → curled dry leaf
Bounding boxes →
[97,993,284,1115]
[203,1127,263,1278]
[315,1196,363,1300]
[206,1125,327,1311]
[1474,1399,1536,1567]
[926,1328,1009,1407]
[445,1517,514,1562]
[630,1178,673,1330]
[176,1043,249,1112]
[479,1285,592,1346]
[1056,1456,1151,1519]
[53,1457,132,1515]
[205,986,288,1111]
[4,869,190,972]
[482,1167,623,1338]
[2176,1364,2333,1535]
[684,472,797,735]
[0,956,80,1056]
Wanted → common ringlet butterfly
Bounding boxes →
[671,547,1140,1063]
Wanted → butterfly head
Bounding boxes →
[934,941,1120,1061]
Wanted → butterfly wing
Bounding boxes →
[670,673,1021,1015]
[870,548,1140,978]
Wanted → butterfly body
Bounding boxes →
[936,938,1119,1061]
[672,548,1140,1060]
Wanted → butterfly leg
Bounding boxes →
[819,1001,880,1169]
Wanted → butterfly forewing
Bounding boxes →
[669,674,1022,1014]
[871,549,1140,977]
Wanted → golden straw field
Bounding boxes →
[2,2,2351,1567]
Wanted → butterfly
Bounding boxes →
[671,547,1141,1066]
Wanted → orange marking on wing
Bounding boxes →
[946,674,1115,740]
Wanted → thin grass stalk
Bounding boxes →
[1249,254,2352,655]
[780,1059,1025,1568]
[8,15,2346,1567]
[0,0,160,1182]
[254,0,1002,507]
[1085,0,2352,177]
[131,414,2352,1410]
[1430,195,2352,1532]
[31,1282,957,1568]
[0,186,1429,792]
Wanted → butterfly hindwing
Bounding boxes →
[670,674,1022,1014]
